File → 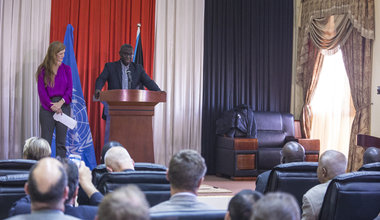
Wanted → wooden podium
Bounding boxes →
[99,89,166,162]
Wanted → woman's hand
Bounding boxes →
[50,99,65,114]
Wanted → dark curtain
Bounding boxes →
[202,0,293,173]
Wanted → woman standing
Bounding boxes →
[36,41,72,158]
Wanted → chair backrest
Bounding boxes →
[254,112,295,148]
[319,171,380,220]
[0,159,36,176]
[150,210,227,220]
[0,173,29,219]
[92,162,167,186]
[358,162,380,171]
[97,170,170,207]
[265,162,319,208]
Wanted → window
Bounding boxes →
[309,49,355,157]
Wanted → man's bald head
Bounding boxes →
[317,150,347,183]
[281,141,305,163]
[105,146,134,172]
[363,147,380,164]
[26,157,68,210]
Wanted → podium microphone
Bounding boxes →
[127,70,132,89]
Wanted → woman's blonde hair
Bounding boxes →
[23,137,51,160]
[35,41,66,87]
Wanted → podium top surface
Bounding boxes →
[99,89,166,105]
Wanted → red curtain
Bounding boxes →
[50,0,156,163]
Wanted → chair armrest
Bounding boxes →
[297,139,320,152]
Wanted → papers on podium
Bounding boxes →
[53,113,77,129]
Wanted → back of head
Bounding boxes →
[58,158,79,204]
[317,150,347,183]
[27,157,67,209]
[101,141,122,164]
[97,185,149,220]
[251,192,300,220]
[23,137,51,160]
[228,190,262,220]
[168,149,207,192]
[281,141,305,163]
[105,146,134,172]
[363,147,380,164]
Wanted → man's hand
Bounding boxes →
[78,161,99,198]
[95,89,101,99]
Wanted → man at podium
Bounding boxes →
[94,44,161,143]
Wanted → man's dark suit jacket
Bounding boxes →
[95,61,160,91]
[8,196,98,220]
[95,61,161,119]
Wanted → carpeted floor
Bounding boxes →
[198,175,257,210]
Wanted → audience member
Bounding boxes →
[96,185,149,220]
[22,137,51,160]
[363,147,380,164]
[6,158,79,220]
[225,189,262,220]
[251,192,300,220]
[100,141,122,164]
[301,150,347,220]
[77,161,104,206]
[9,159,98,220]
[150,149,214,212]
[255,141,305,193]
[104,146,134,172]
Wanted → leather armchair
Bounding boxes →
[264,162,319,208]
[319,171,380,220]
[0,173,29,219]
[92,162,167,186]
[216,112,319,178]
[97,170,170,207]
[358,162,380,171]
[0,159,36,176]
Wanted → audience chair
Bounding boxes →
[358,162,380,172]
[150,210,227,220]
[92,162,167,186]
[0,159,36,176]
[319,171,380,220]
[264,162,319,208]
[0,173,29,219]
[97,170,170,207]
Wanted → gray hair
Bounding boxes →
[97,185,149,220]
[23,137,51,160]
[104,146,133,172]
[168,149,207,192]
[251,192,300,220]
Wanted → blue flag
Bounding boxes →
[134,25,144,66]
[58,24,97,169]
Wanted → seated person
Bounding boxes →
[251,192,300,220]
[6,158,79,220]
[225,189,262,220]
[9,158,98,220]
[150,150,215,212]
[22,137,51,160]
[255,141,305,193]
[104,146,135,172]
[301,150,347,220]
[100,141,122,164]
[363,147,380,164]
[77,161,105,206]
[96,185,149,220]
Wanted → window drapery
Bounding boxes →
[296,0,374,171]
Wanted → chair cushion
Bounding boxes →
[358,162,380,171]
[0,159,36,176]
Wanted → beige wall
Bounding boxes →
[291,1,380,137]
